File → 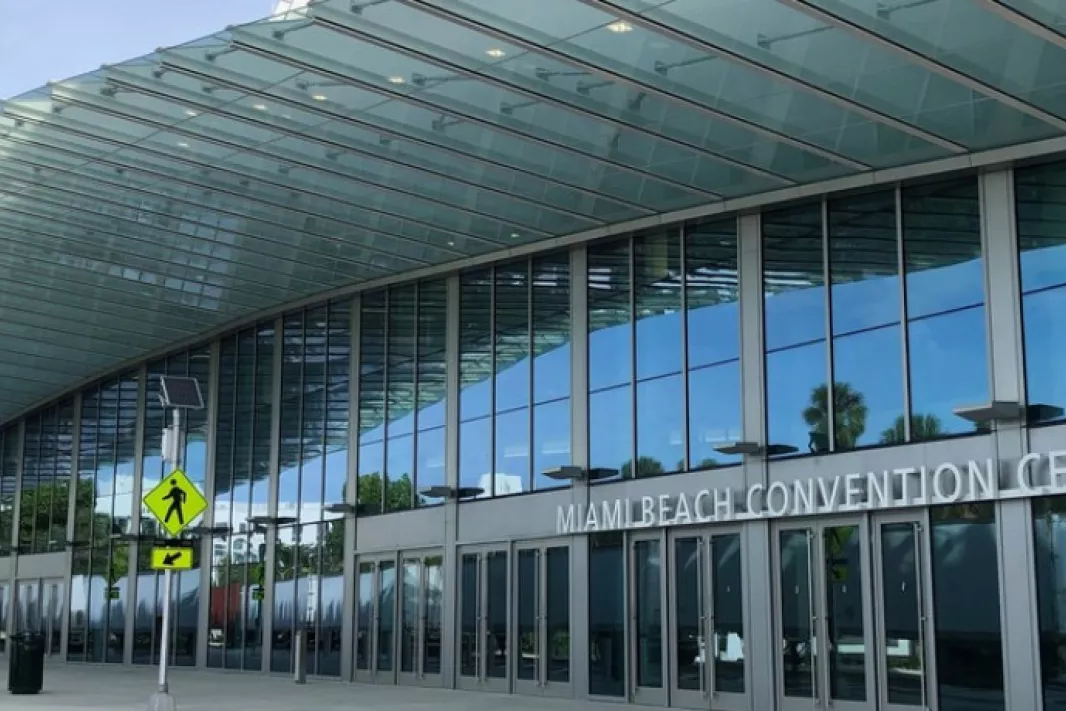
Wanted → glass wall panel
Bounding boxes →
[589,532,625,697]
[207,323,274,671]
[931,503,1004,711]
[829,191,903,451]
[1034,496,1066,709]
[461,257,572,497]
[903,178,987,439]
[0,428,17,556]
[546,546,570,683]
[588,241,631,481]
[386,288,416,513]
[358,291,387,516]
[1017,162,1066,424]
[416,281,447,502]
[635,233,683,475]
[68,376,138,663]
[19,402,73,555]
[686,220,740,468]
[764,204,826,456]
[271,302,349,675]
[712,534,744,693]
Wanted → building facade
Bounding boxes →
[1,157,1066,711]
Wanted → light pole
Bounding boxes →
[149,376,204,711]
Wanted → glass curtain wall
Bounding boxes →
[764,178,987,455]
[0,427,18,554]
[588,221,740,479]
[1017,161,1066,424]
[67,375,139,663]
[207,323,274,671]
[359,282,447,514]
[1034,496,1066,709]
[18,403,74,554]
[133,349,210,667]
[459,256,572,497]
[271,301,350,676]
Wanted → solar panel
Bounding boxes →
[159,376,204,409]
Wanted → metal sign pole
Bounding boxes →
[150,407,182,711]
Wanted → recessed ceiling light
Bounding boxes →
[447,240,455,246]
[607,20,633,32]
[311,93,328,102]
[252,103,268,111]
[486,48,506,58]
[388,76,406,84]
[176,141,190,148]
[183,109,198,117]
[510,232,520,239]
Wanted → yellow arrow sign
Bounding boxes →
[143,468,208,537]
[151,546,194,571]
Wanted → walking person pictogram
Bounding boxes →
[162,479,188,526]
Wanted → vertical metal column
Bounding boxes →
[125,364,148,665]
[979,168,1041,711]
[441,274,460,687]
[737,211,774,711]
[568,245,590,699]
[60,391,82,662]
[340,295,361,682]
[261,316,284,674]
[196,340,221,669]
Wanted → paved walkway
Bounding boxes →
[0,663,611,710]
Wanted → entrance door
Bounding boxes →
[456,546,509,693]
[774,518,875,711]
[353,555,398,684]
[41,578,64,656]
[397,551,444,688]
[669,528,748,710]
[514,541,571,698]
[872,512,936,711]
[630,531,667,706]
[0,582,9,655]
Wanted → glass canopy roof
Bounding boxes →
[0,0,1064,421]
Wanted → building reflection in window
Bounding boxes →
[931,503,1004,711]
[1017,162,1066,425]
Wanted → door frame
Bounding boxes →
[629,529,668,707]
[396,548,445,689]
[772,515,876,711]
[352,552,398,685]
[870,509,938,711]
[513,537,572,699]
[667,525,749,711]
[455,543,510,693]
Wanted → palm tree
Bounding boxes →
[621,457,665,479]
[803,382,868,452]
[879,413,944,445]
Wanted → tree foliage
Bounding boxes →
[804,382,868,452]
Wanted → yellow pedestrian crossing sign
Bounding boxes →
[143,468,208,537]
[151,545,194,571]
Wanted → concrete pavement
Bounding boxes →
[0,663,613,711]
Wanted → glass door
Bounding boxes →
[669,528,748,710]
[873,512,936,711]
[41,578,64,656]
[0,583,9,655]
[397,550,444,688]
[15,580,39,635]
[514,541,571,698]
[629,531,667,706]
[352,555,397,684]
[774,518,875,711]
[456,546,510,693]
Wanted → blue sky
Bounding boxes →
[0,0,274,100]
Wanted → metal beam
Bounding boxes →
[978,0,1066,53]
[401,0,941,164]
[581,0,968,154]
[313,3,803,183]
[777,0,1066,132]
[229,28,723,200]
